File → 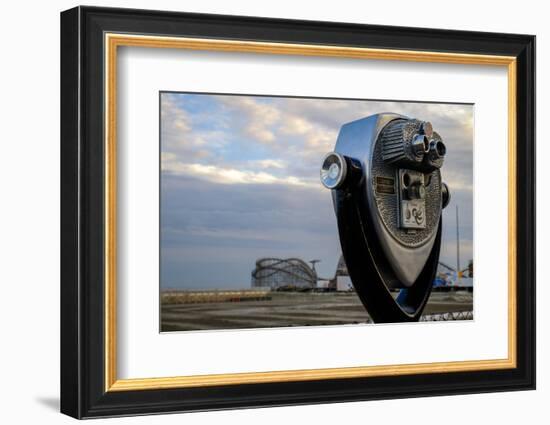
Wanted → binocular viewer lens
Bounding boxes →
[381,119,447,172]
[412,134,430,157]
[320,152,362,190]
[320,152,347,189]
[433,140,446,157]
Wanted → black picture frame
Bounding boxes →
[61,5,535,419]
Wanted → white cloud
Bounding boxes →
[160,94,192,148]
[249,159,287,169]
[217,96,281,143]
[162,153,318,189]
[278,113,337,153]
[161,93,473,213]
[161,94,233,162]
[280,116,314,135]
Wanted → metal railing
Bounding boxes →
[420,311,474,321]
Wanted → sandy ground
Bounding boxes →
[160,290,473,332]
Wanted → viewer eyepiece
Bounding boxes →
[320,152,347,189]
[320,152,362,190]
[412,134,430,157]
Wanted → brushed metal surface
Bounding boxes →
[332,113,439,287]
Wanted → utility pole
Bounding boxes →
[456,205,460,282]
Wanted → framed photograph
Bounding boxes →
[60,6,535,419]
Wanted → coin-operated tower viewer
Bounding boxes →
[320,113,450,323]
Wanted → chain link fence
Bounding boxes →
[355,311,473,323]
[420,311,474,321]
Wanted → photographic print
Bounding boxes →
[160,92,474,331]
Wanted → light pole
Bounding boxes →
[456,205,460,282]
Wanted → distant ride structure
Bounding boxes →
[332,255,354,291]
[251,258,317,290]
[250,254,472,292]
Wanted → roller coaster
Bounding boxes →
[251,258,317,290]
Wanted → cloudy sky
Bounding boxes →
[160,92,473,289]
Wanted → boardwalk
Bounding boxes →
[161,291,473,332]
